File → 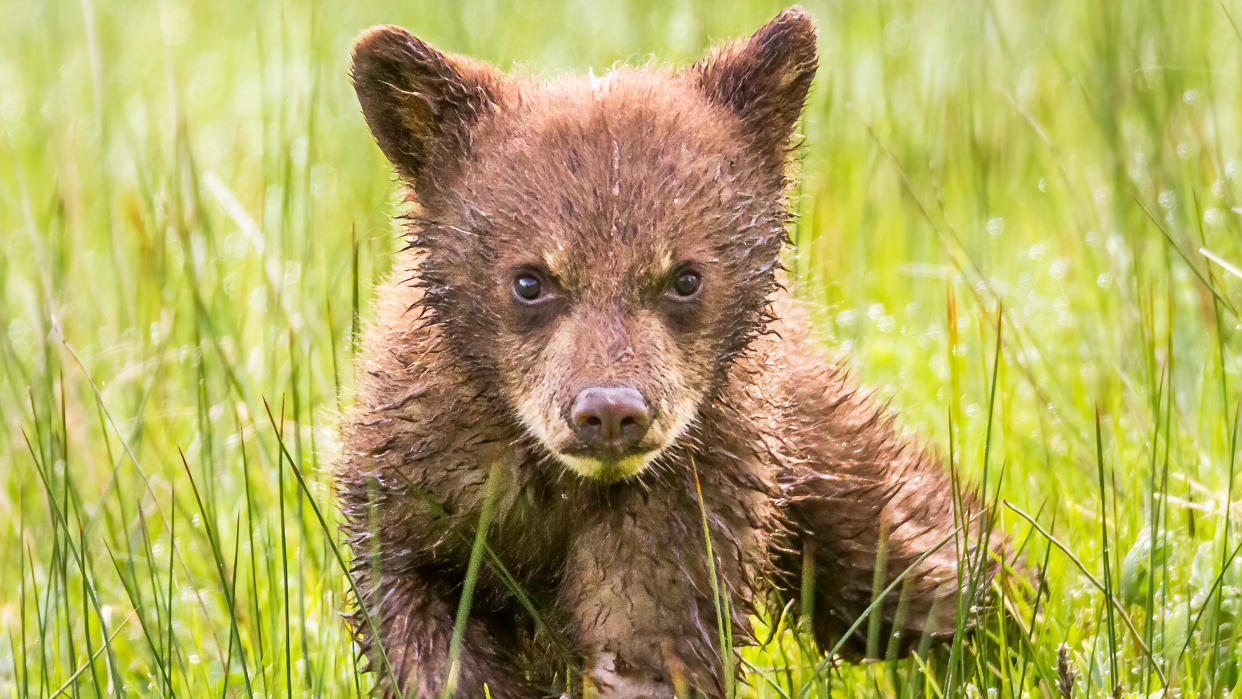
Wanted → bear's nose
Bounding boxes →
[570,386,651,453]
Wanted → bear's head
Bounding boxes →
[352,7,817,483]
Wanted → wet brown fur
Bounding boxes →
[338,7,998,697]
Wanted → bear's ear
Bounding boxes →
[690,6,818,158]
[351,26,501,182]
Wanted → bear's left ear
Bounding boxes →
[351,26,501,185]
[689,6,818,158]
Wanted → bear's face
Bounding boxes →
[352,10,816,482]
[445,79,788,481]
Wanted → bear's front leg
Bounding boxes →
[774,336,1000,658]
[559,487,740,699]
[350,565,532,698]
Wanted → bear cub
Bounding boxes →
[339,6,998,697]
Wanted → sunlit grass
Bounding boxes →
[2,0,1242,696]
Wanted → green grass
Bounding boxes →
[2,0,1242,696]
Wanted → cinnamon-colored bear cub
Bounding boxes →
[339,7,996,697]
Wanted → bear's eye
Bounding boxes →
[672,270,702,297]
[513,273,543,302]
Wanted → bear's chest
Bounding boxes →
[456,455,580,588]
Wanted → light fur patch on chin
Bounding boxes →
[557,451,659,483]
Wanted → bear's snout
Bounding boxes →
[569,385,651,454]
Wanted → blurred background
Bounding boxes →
[2,0,1242,696]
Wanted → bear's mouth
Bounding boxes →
[546,393,703,483]
[554,448,662,483]
[515,389,703,484]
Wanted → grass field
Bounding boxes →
[3,0,1242,696]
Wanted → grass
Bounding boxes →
[2,0,1241,696]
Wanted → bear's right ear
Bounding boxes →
[351,26,500,182]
